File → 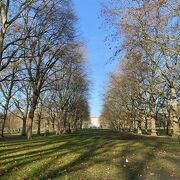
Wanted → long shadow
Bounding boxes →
[44,138,104,179]
[117,139,180,180]
[0,139,93,177]
[0,140,60,155]
[39,133,123,179]
[0,134,93,156]
[1,129,179,179]
[0,151,71,178]
[0,134,102,178]
[0,142,67,165]
[0,136,95,163]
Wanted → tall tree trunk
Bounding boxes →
[62,111,67,133]
[56,120,61,135]
[150,93,157,136]
[44,119,49,136]
[1,103,9,137]
[145,117,148,131]
[170,87,179,136]
[52,119,55,133]
[80,120,83,129]
[144,116,148,134]
[166,116,172,136]
[26,92,38,140]
[26,109,34,140]
[73,116,78,131]
[67,122,71,134]
[37,119,41,135]
[21,117,26,136]
[1,113,7,137]
[137,121,142,135]
[0,120,2,137]
[150,115,157,136]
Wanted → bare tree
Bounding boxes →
[101,0,179,136]
[0,0,34,82]
[21,0,77,140]
[0,63,18,137]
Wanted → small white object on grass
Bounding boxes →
[125,159,129,163]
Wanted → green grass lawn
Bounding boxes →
[0,129,180,180]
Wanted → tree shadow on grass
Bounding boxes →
[117,140,180,180]
[0,129,180,179]
[0,143,70,177]
[42,131,180,180]
[35,135,121,179]
[38,141,102,179]
[0,134,101,178]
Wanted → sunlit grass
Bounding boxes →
[0,129,180,180]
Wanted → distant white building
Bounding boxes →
[90,117,100,128]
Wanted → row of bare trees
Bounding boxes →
[0,0,90,140]
[100,0,179,136]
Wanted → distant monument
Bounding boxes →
[89,117,100,128]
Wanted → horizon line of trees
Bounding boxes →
[0,0,90,140]
[100,0,179,136]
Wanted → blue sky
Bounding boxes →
[73,0,117,117]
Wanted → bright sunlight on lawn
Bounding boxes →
[0,129,180,180]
